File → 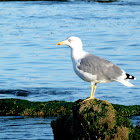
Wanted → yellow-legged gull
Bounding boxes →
[57,36,136,101]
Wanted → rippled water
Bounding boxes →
[0,0,140,139]
[0,116,55,140]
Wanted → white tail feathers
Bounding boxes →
[118,80,134,87]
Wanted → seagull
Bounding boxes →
[57,36,136,101]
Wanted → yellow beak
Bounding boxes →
[56,41,65,45]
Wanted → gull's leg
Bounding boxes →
[90,82,94,98]
[83,83,94,102]
[92,83,97,98]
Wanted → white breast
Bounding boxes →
[71,50,97,83]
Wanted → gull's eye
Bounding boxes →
[68,39,72,42]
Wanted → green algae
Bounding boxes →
[0,99,73,117]
[113,104,140,117]
[0,98,139,117]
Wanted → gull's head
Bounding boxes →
[57,36,83,50]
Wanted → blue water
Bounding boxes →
[0,116,55,140]
[0,0,140,139]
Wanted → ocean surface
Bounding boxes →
[0,0,140,139]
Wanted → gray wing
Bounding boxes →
[77,54,124,81]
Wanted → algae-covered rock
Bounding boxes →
[0,98,139,117]
[73,99,129,139]
[51,99,139,140]
[0,99,73,117]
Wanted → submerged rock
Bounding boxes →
[51,99,139,140]
[0,89,30,97]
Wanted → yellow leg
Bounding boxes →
[90,83,94,98]
[83,83,96,102]
[92,83,97,98]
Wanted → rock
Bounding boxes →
[51,99,133,140]
[0,98,139,117]
[0,99,73,117]
[0,89,30,97]
[51,115,73,140]
[73,99,118,139]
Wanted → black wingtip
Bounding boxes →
[126,73,136,80]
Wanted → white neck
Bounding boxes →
[71,48,87,62]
